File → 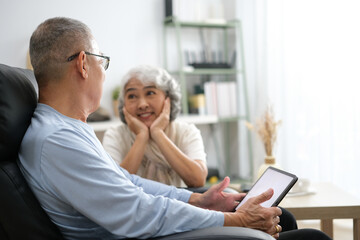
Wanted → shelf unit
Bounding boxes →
[162,16,253,180]
[89,115,219,133]
[88,115,221,148]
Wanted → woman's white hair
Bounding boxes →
[118,65,181,123]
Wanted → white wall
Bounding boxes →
[0,0,164,116]
[0,0,238,116]
[0,0,254,179]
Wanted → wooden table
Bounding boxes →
[280,182,360,240]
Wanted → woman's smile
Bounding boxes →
[137,112,154,119]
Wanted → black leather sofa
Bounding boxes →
[0,63,274,240]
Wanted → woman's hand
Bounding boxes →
[189,177,246,212]
[147,97,207,187]
[150,97,170,139]
[120,107,149,174]
[123,107,149,140]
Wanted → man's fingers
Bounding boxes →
[275,224,282,233]
[271,224,282,238]
[272,233,280,239]
[252,188,274,205]
[215,176,230,193]
[274,216,280,224]
[273,206,282,216]
[233,193,246,202]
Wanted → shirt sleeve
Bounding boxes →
[120,167,192,202]
[41,129,224,239]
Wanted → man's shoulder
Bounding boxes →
[25,104,94,149]
[29,106,70,138]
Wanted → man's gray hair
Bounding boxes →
[118,65,181,123]
[29,17,93,88]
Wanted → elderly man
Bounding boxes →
[18,17,330,240]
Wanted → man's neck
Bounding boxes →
[39,87,89,123]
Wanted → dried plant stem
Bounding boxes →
[247,106,281,157]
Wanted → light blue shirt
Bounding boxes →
[18,104,224,239]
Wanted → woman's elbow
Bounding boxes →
[185,174,207,188]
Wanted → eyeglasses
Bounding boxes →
[67,51,110,70]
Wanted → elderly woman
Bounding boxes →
[103,65,208,188]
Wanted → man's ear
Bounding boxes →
[76,51,88,79]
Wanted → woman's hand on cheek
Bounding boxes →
[150,97,170,137]
[123,107,149,139]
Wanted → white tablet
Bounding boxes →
[235,167,298,210]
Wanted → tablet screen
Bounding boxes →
[236,167,297,210]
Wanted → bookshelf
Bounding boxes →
[89,115,219,133]
[162,16,253,180]
[88,115,220,150]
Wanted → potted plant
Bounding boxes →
[112,86,121,117]
[246,105,282,178]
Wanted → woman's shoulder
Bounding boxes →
[104,121,131,138]
[170,120,200,134]
[172,120,196,129]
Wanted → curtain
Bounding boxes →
[262,0,360,199]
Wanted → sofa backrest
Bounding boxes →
[0,64,64,240]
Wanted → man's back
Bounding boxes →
[19,103,120,239]
[18,103,223,239]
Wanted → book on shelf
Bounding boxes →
[204,81,217,115]
[204,81,238,117]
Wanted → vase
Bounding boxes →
[257,156,281,178]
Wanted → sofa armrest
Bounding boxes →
[153,227,274,240]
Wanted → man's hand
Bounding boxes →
[189,177,246,212]
[123,107,149,140]
[224,188,282,238]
